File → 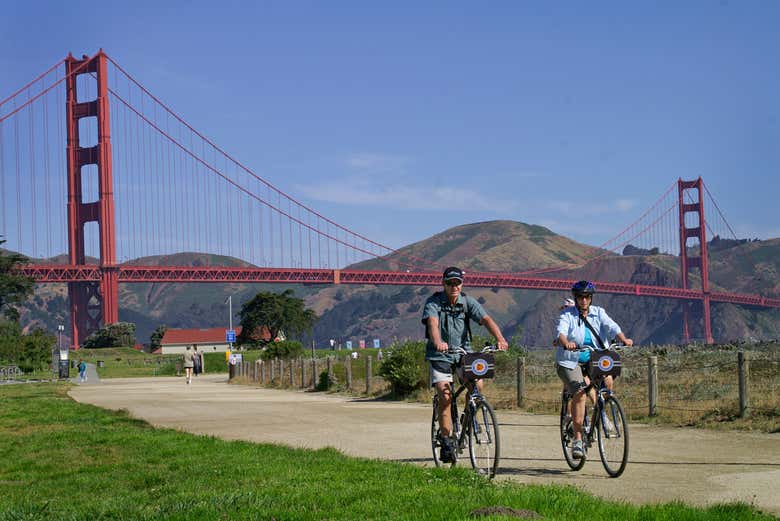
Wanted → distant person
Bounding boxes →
[77,359,87,383]
[183,345,195,384]
[422,266,509,463]
[556,280,633,460]
[193,346,203,376]
[377,349,383,361]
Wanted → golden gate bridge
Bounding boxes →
[2,50,778,348]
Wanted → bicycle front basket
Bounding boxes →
[462,352,495,380]
[589,350,622,380]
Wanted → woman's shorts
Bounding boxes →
[556,364,588,394]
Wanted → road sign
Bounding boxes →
[226,329,236,343]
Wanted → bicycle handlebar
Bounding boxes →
[447,345,500,355]
[573,342,627,353]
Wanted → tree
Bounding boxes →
[238,289,317,348]
[0,321,54,371]
[150,324,168,351]
[82,322,137,348]
[0,237,34,321]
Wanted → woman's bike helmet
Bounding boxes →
[571,280,595,297]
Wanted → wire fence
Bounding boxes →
[493,345,779,428]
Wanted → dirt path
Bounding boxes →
[69,375,780,516]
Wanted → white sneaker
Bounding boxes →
[572,440,584,459]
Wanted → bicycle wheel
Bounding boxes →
[560,392,586,471]
[597,395,629,477]
[468,399,500,477]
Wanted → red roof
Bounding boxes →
[161,326,244,345]
[160,326,272,345]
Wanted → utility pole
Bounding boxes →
[225,295,233,351]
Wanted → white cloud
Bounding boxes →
[295,152,518,212]
[298,179,507,211]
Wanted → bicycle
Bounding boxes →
[560,343,629,478]
[430,346,501,478]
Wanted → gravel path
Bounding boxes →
[69,375,780,516]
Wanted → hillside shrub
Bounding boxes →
[260,340,303,360]
[378,340,427,397]
[82,322,137,348]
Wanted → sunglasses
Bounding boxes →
[444,280,462,287]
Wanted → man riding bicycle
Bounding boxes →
[422,266,509,463]
[556,280,633,460]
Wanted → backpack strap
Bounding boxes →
[579,313,606,350]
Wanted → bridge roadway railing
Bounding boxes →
[21,264,780,309]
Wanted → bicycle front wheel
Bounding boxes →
[468,400,500,478]
[597,395,629,477]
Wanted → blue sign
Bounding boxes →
[226,329,236,343]
[346,340,353,350]
[373,338,380,348]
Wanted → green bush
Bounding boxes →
[82,322,136,348]
[260,340,303,360]
[378,340,427,397]
[0,320,54,371]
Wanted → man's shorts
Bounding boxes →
[556,363,588,394]
[428,360,463,387]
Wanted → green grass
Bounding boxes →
[0,384,776,520]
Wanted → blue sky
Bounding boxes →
[2,1,779,253]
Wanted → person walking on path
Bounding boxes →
[193,346,203,376]
[77,359,87,383]
[183,345,195,384]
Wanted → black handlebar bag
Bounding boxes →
[588,350,622,380]
[462,352,495,380]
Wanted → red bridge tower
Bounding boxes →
[678,177,713,344]
[65,51,118,348]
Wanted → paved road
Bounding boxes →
[69,375,780,516]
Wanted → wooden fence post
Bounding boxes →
[311,358,317,389]
[279,359,285,386]
[516,357,525,407]
[738,351,749,418]
[648,356,658,417]
[289,360,295,388]
[365,356,372,394]
[300,358,305,389]
[345,358,352,390]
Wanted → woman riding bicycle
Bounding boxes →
[422,266,509,463]
[556,280,633,460]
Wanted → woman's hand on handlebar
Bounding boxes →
[564,341,578,351]
[436,341,450,353]
[496,339,508,351]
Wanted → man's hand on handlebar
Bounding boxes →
[496,339,508,351]
[564,341,577,350]
[436,341,450,353]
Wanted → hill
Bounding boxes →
[15,223,780,347]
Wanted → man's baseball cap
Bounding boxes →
[442,266,464,282]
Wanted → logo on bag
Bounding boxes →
[597,355,614,372]
[470,358,489,376]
